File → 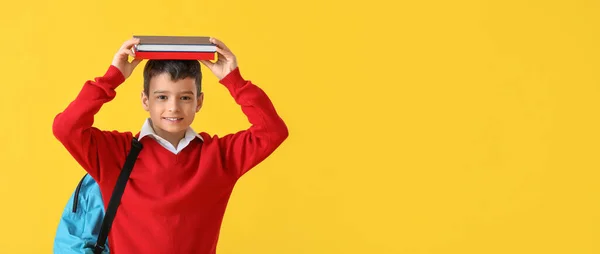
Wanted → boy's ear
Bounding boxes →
[141,91,150,111]
[196,92,204,112]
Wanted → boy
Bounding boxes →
[52,37,289,253]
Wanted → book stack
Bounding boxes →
[133,35,217,60]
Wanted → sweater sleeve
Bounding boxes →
[217,67,289,179]
[52,65,132,183]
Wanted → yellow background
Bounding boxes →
[1,0,599,253]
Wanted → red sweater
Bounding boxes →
[52,65,288,254]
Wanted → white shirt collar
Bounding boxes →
[138,118,203,154]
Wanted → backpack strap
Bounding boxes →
[72,174,89,213]
[93,137,143,254]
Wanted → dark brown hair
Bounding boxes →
[143,60,202,96]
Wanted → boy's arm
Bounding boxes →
[52,38,142,182]
[201,38,289,179]
[217,68,289,178]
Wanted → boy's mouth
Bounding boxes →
[162,117,184,122]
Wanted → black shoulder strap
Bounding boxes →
[72,174,89,213]
[93,137,143,254]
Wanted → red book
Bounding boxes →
[134,51,216,60]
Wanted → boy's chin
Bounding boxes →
[155,119,189,132]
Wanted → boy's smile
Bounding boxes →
[163,117,184,123]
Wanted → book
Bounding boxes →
[133,51,216,60]
[133,35,217,60]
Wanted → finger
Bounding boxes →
[210,51,225,65]
[131,58,143,69]
[210,37,232,53]
[120,37,141,50]
[114,50,129,61]
[122,49,135,58]
[199,59,215,70]
[215,47,232,59]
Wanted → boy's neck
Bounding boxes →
[150,124,186,149]
[163,134,184,149]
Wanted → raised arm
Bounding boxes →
[52,38,141,182]
[200,38,289,179]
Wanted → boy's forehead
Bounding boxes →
[149,74,197,91]
[151,73,196,83]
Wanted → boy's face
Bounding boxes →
[141,73,203,140]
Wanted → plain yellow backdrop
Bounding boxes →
[0,0,599,253]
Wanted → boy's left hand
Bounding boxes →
[112,38,142,79]
[200,37,238,80]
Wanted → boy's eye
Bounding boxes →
[181,96,191,100]
[157,95,167,100]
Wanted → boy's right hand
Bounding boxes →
[111,38,142,79]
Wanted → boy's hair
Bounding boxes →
[143,60,202,96]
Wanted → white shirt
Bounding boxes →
[138,118,203,154]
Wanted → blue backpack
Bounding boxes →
[54,174,108,254]
[53,138,143,254]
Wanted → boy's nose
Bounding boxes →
[168,100,179,112]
